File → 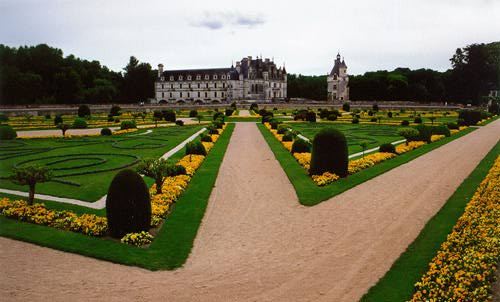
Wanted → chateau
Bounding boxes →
[154,56,287,103]
[327,53,349,101]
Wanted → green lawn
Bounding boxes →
[258,123,476,206]
[0,123,235,270]
[361,141,500,302]
[288,122,402,154]
[0,125,204,201]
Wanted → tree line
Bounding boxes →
[288,42,499,105]
[1,42,498,105]
[0,44,156,105]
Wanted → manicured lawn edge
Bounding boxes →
[257,123,475,206]
[0,123,235,271]
[360,140,500,302]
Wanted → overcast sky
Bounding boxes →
[1,0,499,75]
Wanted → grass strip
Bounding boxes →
[257,123,475,206]
[360,140,500,302]
[0,123,235,270]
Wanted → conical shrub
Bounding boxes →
[106,169,151,238]
[309,127,348,177]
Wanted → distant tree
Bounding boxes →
[136,158,184,194]
[196,114,203,124]
[57,123,70,136]
[10,165,53,205]
[78,104,91,117]
[121,56,156,103]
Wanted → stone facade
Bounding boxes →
[327,53,349,102]
[154,56,287,103]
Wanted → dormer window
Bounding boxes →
[187,75,192,80]
[196,75,201,80]
[179,75,183,81]
[221,75,226,80]
[205,75,209,80]
[169,76,174,81]
[213,74,218,80]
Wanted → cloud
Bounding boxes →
[191,11,265,30]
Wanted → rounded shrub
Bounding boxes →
[379,143,396,153]
[109,105,121,116]
[342,103,350,112]
[207,125,219,134]
[282,132,294,142]
[0,125,17,140]
[100,128,112,136]
[291,138,311,154]
[352,118,359,124]
[189,109,198,117]
[213,111,224,121]
[370,117,378,122]
[54,115,63,125]
[327,114,337,121]
[120,120,136,130]
[401,120,410,126]
[162,110,176,122]
[277,124,289,135]
[309,127,348,177]
[387,111,393,118]
[106,169,151,238]
[0,113,9,123]
[225,109,234,116]
[185,140,207,156]
[77,104,91,117]
[432,125,451,137]
[458,110,482,126]
[72,118,88,129]
[269,119,281,130]
[414,124,432,143]
[175,120,184,126]
[306,111,317,122]
[445,122,458,130]
[261,114,273,124]
[200,133,213,142]
[414,117,422,124]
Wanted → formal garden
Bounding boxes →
[0,103,499,300]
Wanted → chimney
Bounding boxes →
[248,56,252,61]
[158,64,164,78]
[235,61,241,73]
[265,58,270,63]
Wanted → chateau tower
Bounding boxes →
[327,53,349,102]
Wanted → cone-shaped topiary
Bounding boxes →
[291,138,311,153]
[309,127,348,177]
[106,169,151,238]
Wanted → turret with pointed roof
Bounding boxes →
[327,52,349,102]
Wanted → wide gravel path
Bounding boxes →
[1,119,499,301]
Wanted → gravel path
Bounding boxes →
[1,119,499,301]
[238,109,251,116]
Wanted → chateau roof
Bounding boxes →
[329,55,347,76]
[161,68,239,80]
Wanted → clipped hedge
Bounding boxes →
[309,127,348,177]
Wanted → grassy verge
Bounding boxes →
[0,123,235,270]
[257,123,475,206]
[361,140,500,302]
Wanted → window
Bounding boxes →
[161,84,164,89]
[205,92,208,98]
[206,83,209,88]
[221,75,225,80]
[205,75,209,80]
[189,83,191,89]
[197,83,200,88]
[162,92,164,97]
[214,91,217,97]
[179,75,183,81]
[222,92,224,97]
[169,76,174,81]
[196,75,201,80]
[170,92,172,97]
[180,92,182,98]
[213,74,217,80]
[214,83,217,88]
[187,75,191,80]
[198,92,200,97]
[180,83,182,89]
[187,92,190,98]
[171,84,173,89]
[223,83,226,88]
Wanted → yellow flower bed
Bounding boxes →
[282,141,293,152]
[147,127,224,227]
[311,172,340,186]
[112,128,138,135]
[121,231,154,246]
[293,152,311,171]
[431,134,445,142]
[410,155,500,301]
[395,141,427,154]
[0,198,107,236]
[348,152,396,174]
